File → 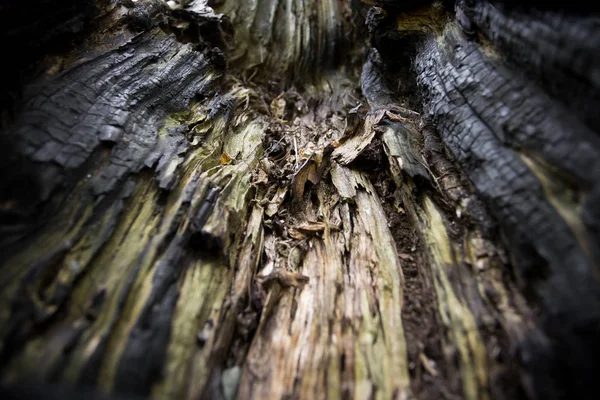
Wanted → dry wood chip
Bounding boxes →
[291,156,319,200]
[384,110,411,123]
[288,229,306,240]
[294,221,340,234]
[265,187,288,217]
[257,270,309,290]
[254,168,269,185]
[332,109,385,165]
[270,94,286,121]
[419,352,439,377]
[221,152,233,165]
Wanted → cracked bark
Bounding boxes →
[0,1,599,399]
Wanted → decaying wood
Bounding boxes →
[0,1,599,399]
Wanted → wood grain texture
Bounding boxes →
[1,1,598,399]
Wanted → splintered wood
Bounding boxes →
[0,1,573,400]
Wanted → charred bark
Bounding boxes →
[1,1,599,399]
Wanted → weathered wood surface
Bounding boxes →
[0,1,599,399]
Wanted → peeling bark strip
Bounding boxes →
[1,0,599,399]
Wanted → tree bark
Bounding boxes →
[0,1,599,399]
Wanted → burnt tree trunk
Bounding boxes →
[1,1,599,399]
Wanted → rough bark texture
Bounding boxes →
[1,1,599,399]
